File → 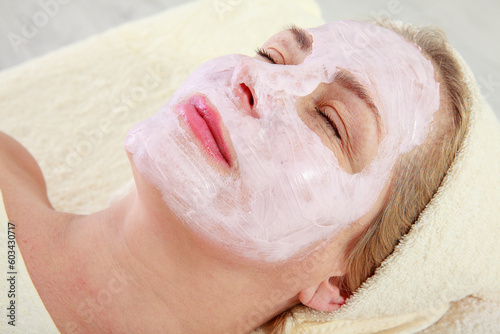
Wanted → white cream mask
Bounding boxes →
[125,21,440,262]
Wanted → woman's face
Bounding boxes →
[125,21,439,262]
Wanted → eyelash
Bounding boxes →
[256,48,277,64]
[315,107,341,139]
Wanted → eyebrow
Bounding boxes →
[334,70,382,136]
[287,24,312,51]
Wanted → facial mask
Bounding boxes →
[125,21,440,262]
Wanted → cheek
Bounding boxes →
[233,110,379,233]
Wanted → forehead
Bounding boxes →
[304,21,437,116]
[307,21,413,54]
[304,21,427,82]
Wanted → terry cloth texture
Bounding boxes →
[0,191,59,333]
[0,0,498,332]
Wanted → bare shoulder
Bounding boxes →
[0,131,54,216]
[0,132,72,268]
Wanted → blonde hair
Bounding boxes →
[263,21,470,333]
[339,19,470,296]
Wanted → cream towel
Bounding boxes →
[0,0,498,333]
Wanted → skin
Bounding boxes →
[0,22,440,333]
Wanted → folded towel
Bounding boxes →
[0,0,498,333]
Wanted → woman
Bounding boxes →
[0,19,485,333]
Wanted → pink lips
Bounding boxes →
[176,95,233,168]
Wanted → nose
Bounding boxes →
[239,82,255,110]
[231,58,261,119]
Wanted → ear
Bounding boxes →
[298,277,345,312]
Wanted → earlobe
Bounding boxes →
[298,278,345,312]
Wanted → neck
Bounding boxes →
[25,190,297,333]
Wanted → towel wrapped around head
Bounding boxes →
[0,0,498,332]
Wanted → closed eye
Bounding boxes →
[255,48,276,64]
[315,107,341,139]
